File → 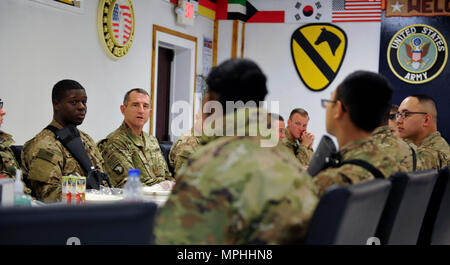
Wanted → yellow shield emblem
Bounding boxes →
[291,24,347,91]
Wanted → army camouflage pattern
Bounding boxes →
[282,129,313,166]
[168,129,201,175]
[0,131,19,179]
[98,122,173,188]
[154,108,319,244]
[21,120,105,202]
[417,131,450,170]
[314,137,402,196]
[371,125,424,172]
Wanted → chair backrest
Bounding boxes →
[375,169,438,245]
[305,179,391,245]
[158,141,173,173]
[418,166,450,245]
[9,145,23,168]
[0,202,158,245]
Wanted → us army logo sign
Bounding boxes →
[388,24,448,84]
[291,24,347,91]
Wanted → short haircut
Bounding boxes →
[52,79,85,103]
[123,88,150,105]
[206,58,267,109]
[269,113,284,122]
[336,70,393,132]
[289,108,309,120]
[390,104,399,113]
[267,113,284,129]
[410,94,437,121]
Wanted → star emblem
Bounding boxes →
[391,0,404,13]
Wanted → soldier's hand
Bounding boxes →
[301,132,314,149]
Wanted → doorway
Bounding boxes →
[151,25,198,142]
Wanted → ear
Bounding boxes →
[120,104,126,115]
[334,100,345,119]
[53,100,60,111]
[423,113,432,127]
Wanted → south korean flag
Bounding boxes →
[285,0,332,23]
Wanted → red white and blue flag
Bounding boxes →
[112,0,133,45]
[331,0,382,23]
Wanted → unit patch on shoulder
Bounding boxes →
[387,24,448,84]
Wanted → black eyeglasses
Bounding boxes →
[396,111,427,119]
[0,99,3,109]
[321,99,337,108]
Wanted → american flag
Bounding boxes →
[332,0,381,23]
[112,1,133,45]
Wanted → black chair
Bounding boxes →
[375,169,438,245]
[158,140,173,174]
[418,166,450,245]
[0,202,158,245]
[10,145,23,168]
[305,179,391,245]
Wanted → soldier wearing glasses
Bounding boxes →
[370,104,423,172]
[314,71,402,196]
[396,95,449,170]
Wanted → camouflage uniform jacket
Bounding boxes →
[0,131,19,179]
[314,137,402,196]
[98,121,173,188]
[0,131,31,195]
[417,131,450,170]
[168,128,201,175]
[282,129,313,166]
[21,120,105,202]
[371,125,424,172]
[154,107,319,244]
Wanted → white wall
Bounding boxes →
[0,0,214,145]
[244,22,381,149]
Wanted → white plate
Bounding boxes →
[142,186,171,196]
[85,193,123,203]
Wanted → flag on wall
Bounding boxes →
[228,0,246,20]
[331,0,382,23]
[198,0,216,20]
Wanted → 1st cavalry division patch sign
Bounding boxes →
[291,24,347,92]
[388,24,448,84]
[98,0,135,59]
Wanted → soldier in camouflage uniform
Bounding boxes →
[396,95,449,170]
[168,128,201,175]
[154,58,319,244]
[0,100,19,179]
[371,110,424,172]
[98,88,173,188]
[282,108,314,166]
[21,80,105,202]
[314,71,402,196]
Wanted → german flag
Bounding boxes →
[198,0,217,20]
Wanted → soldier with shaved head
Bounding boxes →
[396,94,449,170]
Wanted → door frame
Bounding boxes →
[150,25,197,136]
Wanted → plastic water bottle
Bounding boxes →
[13,169,31,206]
[123,168,143,202]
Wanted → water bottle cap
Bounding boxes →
[128,168,140,177]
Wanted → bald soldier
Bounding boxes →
[154,58,318,244]
[283,108,315,166]
[396,94,449,170]
[22,80,105,202]
[371,105,423,172]
[314,71,402,196]
[168,112,202,175]
[98,88,173,188]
